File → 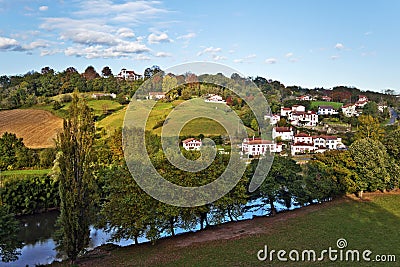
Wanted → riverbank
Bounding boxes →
[51,191,400,266]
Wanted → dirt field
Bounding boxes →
[0,109,63,148]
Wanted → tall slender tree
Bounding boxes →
[54,92,96,262]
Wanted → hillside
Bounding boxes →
[0,109,63,148]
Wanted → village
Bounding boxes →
[179,93,391,162]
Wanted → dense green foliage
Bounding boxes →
[0,175,59,214]
[54,93,97,262]
[0,205,22,262]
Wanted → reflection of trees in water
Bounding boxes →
[17,210,59,245]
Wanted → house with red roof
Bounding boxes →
[241,137,282,156]
[182,138,202,150]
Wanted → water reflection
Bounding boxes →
[0,199,295,266]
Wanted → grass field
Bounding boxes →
[0,109,63,148]
[311,101,343,110]
[0,169,51,176]
[60,193,400,266]
[100,99,255,137]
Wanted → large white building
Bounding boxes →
[341,104,358,117]
[272,127,294,141]
[291,133,344,156]
[241,138,282,156]
[116,68,143,81]
[264,114,281,125]
[182,138,202,150]
[289,111,318,127]
[318,105,338,115]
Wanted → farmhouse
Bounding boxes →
[295,95,313,101]
[92,93,117,99]
[264,114,280,125]
[321,96,332,102]
[317,105,338,115]
[291,133,344,155]
[182,138,202,150]
[280,107,292,117]
[289,111,318,127]
[342,104,358,117]
[272,126,294,141]
[241,137,282,156]
[205,94,226,103]
[116,68,143,81]
[148,92,166,100]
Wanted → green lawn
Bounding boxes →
[311,101,343,110]
[31,99,123,118]
[61,194,400,266]
[101,99,256,137]
[0,169,51,176]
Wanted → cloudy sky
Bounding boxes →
[0,0,399,92]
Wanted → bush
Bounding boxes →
[0,175,59,215]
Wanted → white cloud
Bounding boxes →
[265,58,277,64]
[155,51,172,57]
[364,31,373,36]
[177,32,196,40]
[74,0,170,23]
[331,55,340,60]
[0,36,20,50]
[39,6,48,11]
[212,54,226,61]
[148,32,172,44]
[37,1,170,58]
[197,46,222,56]
[335,43,344,50]
[285,52,293,58]
[22,40,48,50]
[117,28,135,38]
[136,54,151,61]
[234,54,256,63]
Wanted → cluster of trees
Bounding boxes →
[0,65,162,110]
[0,132,56,171]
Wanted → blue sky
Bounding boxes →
[0,0,399,92]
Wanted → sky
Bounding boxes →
[0,0,399,92]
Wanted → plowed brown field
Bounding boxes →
[0,109,63,148]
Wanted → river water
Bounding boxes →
[1,199,292,266]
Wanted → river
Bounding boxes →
[0,199,292,267]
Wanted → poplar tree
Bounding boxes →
[55,92,96,262]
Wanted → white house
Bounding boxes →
[116,68,143,81]
[358,95,368,102]
[272,127,294,141]
[313,135,343,150]
[264,114,280,125]
[291,143,316,156]
[205,94,226,103]
[318,105,338,115]
[321,96,332,102]
[289,111,318,127]
[92,93,117,99]
[296,95,313,101]
[292,105,306,113]
[341,104,358,117]
[293,133,313,144]
[280,107,292,117]
[182,138,202,150]
[241,138,282,156]
[148,92,166,100]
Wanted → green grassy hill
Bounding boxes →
[99,99,256,137]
